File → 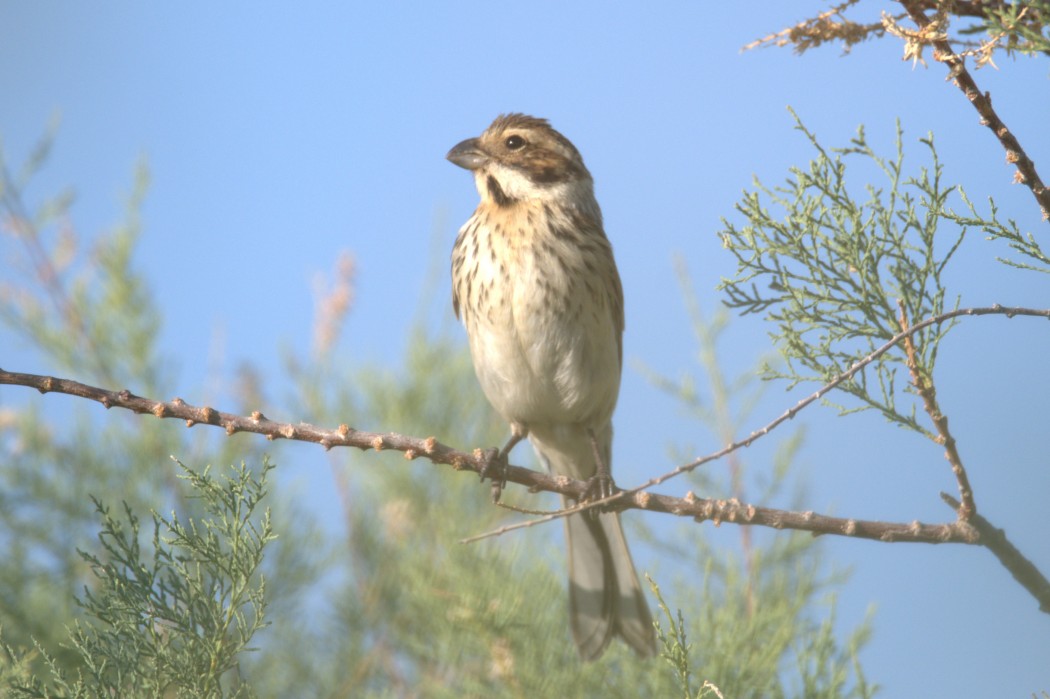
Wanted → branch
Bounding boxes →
[899,302,977,519]
[942,494,1050,613]
[0,367,544,488]
[464,491,985,546]
[2,305,1049,612]
[0,366,990,548]
[605,305,1049,505]
[898,0,1050,221]
[2,305,1046,506]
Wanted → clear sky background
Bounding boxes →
[2,2,1048,696]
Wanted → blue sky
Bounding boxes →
[2,2,1048,696]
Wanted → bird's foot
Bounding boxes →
[582,427,618,514]
[479,428,526,502]
[580,471,618,511]
[478,447,509,502]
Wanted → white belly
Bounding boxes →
[463,239,621,430]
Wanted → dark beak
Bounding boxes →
[446,138,489,171]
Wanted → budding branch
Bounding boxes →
[2,304,1049,613]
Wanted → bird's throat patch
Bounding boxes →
[486,176,512,207]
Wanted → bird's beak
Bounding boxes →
[446,138,489,171]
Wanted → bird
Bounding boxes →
[446,113,656,661]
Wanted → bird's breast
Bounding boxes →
[451,202,622,427]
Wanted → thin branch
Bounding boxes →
[603,305,1049,509]
[463,492,982,546]
[897,0,1050,220]
[898,301,976,519]
[0,368,511,482]
[0,366,982,547]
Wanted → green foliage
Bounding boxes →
[679,547,874,699]
[643,274,875,699]
[977,0,1050,57]
[942,191,1049,274]
[0,129,324,696]
[0,147,162,391]
[650,575,705,698]
[1,130,184,663]
[1,460,274,698]
[718,114,976,435]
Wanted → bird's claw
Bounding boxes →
[479,447,508,502]
[581,472,618,514]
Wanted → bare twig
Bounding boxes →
[600,305,1050,510]
[4,366,1044,605]
[495,500,559,517]
[462,491,981,547]
[897,0,1050,220]
[898,302,976,519]
[0,368,516,480]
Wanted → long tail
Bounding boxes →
[530,424,656,661]
[565,502,656,660]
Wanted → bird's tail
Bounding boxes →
[565,502,656,660]
[530,424,656,661]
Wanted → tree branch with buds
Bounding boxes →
[896,0,1050,220]
[4,303,1049,613]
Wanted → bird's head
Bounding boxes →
[446,114,593,208]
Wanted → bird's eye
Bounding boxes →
[505,135,526,150]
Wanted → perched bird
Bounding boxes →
[447,113,656,661]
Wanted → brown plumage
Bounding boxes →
[447,113,655,661]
